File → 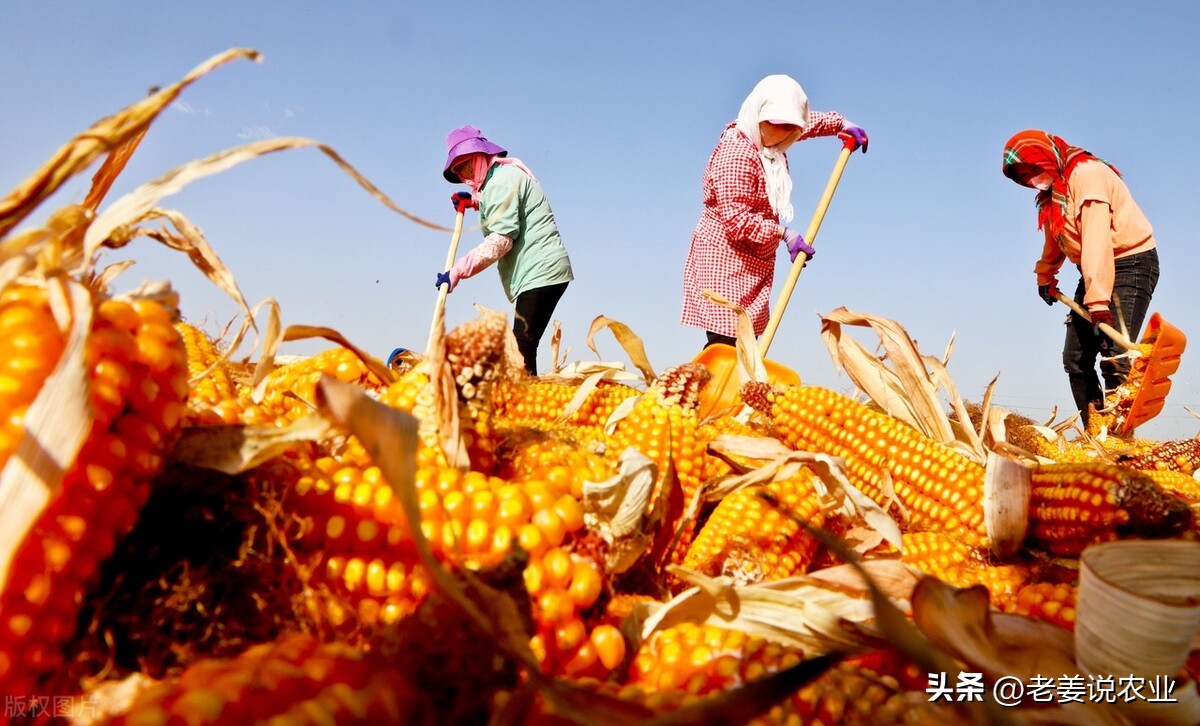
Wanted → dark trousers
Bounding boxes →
[1062,248,1159,423]
[513,282,568,376]
[704,331,736,349]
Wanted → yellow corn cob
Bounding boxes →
[254,347,387,426]
[494,429,615,500]
[746,383,988,546]
[1029,463,1193,555]
[1120,438,1200,476]
[696,414,765,482]
[0,290,188,695]
[681,471,825,584]
[1137,468,1200,504]
[105,632,419,724]
[1005,582,1078,632]
[629,622,805,695]
[492,378,640,430]
[607,364,709,518]
[897,532,1029,608]
[175,322,257,425]
[628,623,956,725]
[524,546,625,678]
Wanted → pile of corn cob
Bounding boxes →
[4,48,1200,725]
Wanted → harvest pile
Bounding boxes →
[2,49,1199,725]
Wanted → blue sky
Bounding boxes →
[4,2,1199,440]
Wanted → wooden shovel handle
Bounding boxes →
[759,139,856,354]
[1055,291,1136,349]
[426,210,465,353]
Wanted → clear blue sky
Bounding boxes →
[4,2,1198,440]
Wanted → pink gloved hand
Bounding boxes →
[783,228,815,262]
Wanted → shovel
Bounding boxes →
[1055,291,1187,434]
[426,209,465,353]
[694,136,857,420]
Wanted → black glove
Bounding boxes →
[1037,280,1060,306]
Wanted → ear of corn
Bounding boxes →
[748,383,988,546]
[897,532,1030,608]
[0,291,188,695]
[681,470,825,584]
[1004,582,1078,632]
[107,632,420,725]
[1120,438,1200,476]
[1028,463,1193,555]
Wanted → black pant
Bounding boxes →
[1062,248,1159,423]
[704,331,736,349]
[513,282,568,375]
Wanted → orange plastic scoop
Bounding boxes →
[693,346,800,420]
[1056,293,1187,434]
[1119,312,1187,435]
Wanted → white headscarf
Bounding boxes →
[734,75,810,223]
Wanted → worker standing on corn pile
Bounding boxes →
[680,74,867,349]
[1002,130,1159,427]
[438,125,574,375]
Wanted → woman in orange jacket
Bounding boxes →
[1002,129,1159,426]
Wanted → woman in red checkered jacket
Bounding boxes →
[680,74,867,349]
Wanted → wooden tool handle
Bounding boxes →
[759,141,855,354]
[426,210,465,353]
[1055,292,1136,350]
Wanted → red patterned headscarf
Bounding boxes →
[1002,129,1120,237]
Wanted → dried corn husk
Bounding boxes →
[1076,540,1200,725]
[983,451,1031,557]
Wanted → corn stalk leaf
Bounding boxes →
[645,652,843,726]
[115,208,251,322]
[169,415,332,475]
[641,565,890,654]
[820,307,957,445]
[704,436,903,550]
[586,315,655,383]
[582,449,657,574]
[0,47,262,240]
[702,290,769,385]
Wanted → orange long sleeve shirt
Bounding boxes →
[1033,159,1156,312]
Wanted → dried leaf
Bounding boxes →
[586,315,655,383]
[702,442,903,550]
[643,567,881,654]
[0,48,261,240]
[702,290,768,385]
[582,449,656,574]
[821,307,972,452]
[169,415,332,475]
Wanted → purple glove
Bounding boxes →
[450,191,478,214]
[783,228,815,262]
[838,122,869,153]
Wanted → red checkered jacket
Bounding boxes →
[680,112,843,337]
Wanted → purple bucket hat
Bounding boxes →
[443,125,507,183]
